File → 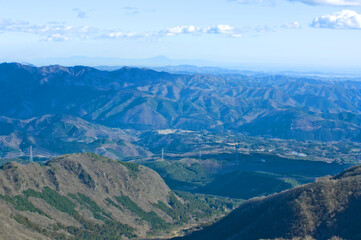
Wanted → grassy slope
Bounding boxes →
[0,153,239,239]
[176,165,361,240]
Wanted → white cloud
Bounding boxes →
[311,10,361,29]
[0,19,243,41]
[281,21,302,29]
[0,19,95,41]
[45,34,71,42]
[289,0,361,6]
[100,31,152,39]
[205,24,234,34]
[204,24,243,37]
[102,24,243,39]
[162,25,200,36]
[0,19,29,33]
[163,24,242,37]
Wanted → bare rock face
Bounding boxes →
[0,153,236,239]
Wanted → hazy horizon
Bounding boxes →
[2,55,361,76]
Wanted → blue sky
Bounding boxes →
[1,0,361,71]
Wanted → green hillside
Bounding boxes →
[176,164,361,240]
[0,153,239,239]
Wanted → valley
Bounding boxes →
[175,164,361,240]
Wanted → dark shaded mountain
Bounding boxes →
[0,153,238,239]
[197,171,296,199]
[176,165,361,240]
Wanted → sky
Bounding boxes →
[1,0,361,71]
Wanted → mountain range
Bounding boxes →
[1,62,361,143]
[2,62,361,239]
[26,56,216,69]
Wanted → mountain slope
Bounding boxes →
[177,165,361,240]
[0,114,149,160]
[0,153,238,239]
